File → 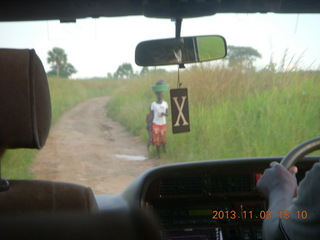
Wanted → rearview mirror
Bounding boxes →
[135,35,227,67]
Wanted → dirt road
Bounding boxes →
[32,97,158,194]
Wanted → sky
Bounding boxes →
[0,13,319,78]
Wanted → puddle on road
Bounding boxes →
[115,154,148,161]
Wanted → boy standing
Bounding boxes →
[150,80,169,158]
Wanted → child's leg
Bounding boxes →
[156,146,161,158]
[162,144,166,153]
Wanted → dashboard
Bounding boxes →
[119,157,319,240]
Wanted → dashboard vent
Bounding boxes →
[210,175,251,193]
[160,177,203,196]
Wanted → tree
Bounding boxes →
[139,67,169,76]
[114,63,134,79]
[59,63,77,78]
[47,47,77,78]
[107,72,114,79]
[140,66,149,76]
[225,46,262,70]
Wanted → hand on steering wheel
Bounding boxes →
[257,161,297,199]
[258,137,320,197]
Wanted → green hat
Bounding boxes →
[152,80,169,92]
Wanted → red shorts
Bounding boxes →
[152,123,167,146]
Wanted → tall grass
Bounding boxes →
[107,65,320,164]
[2,77,120,179]
[3,68,319,178]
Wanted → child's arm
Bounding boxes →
[161,109,168,117]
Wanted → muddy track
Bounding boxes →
[32,97,159,194]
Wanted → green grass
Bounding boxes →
[1,77,121,179]
[2,68,319,178]
[197,36,226,61]
[107,66,320,164]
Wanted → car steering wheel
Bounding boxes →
[280,137,320,169]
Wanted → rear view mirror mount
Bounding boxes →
[135,35,227,67]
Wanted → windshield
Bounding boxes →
[1,14,319,194]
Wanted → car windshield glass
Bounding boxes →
[1,14,319,194]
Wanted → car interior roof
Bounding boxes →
[0,0,320,22]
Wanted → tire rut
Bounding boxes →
[32,96,159,194]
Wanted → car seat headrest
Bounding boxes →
[0,48,51,149]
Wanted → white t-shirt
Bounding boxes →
[151,101,168,125]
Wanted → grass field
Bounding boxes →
[107,65,320,164]
[2,66,319,179]
[2,77,120,179]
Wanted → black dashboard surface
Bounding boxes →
[122,157,319,240]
